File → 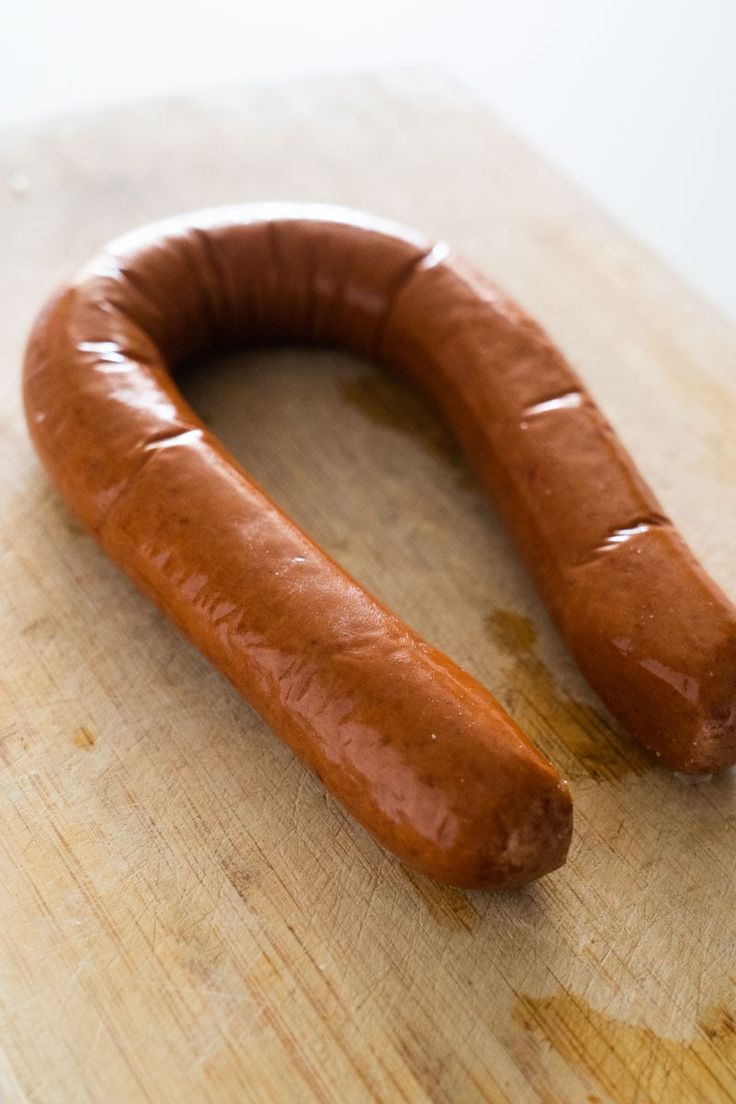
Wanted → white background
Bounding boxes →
[3,0,735,320]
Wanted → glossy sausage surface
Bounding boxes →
[22,205,734,885]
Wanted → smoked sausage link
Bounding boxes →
[22,205,732,885]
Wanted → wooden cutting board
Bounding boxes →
[1,70,735,1104]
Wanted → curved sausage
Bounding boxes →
[21,204,732,882]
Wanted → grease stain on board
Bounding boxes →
[72,726,96,750]
[340,371,477,491]
[486,609,648,782]
[221,853,253,902]
[513,991,736,1104]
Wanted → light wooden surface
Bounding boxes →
[1,70,735,1104]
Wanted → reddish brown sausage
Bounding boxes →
[21,205,733,883]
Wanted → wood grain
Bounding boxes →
[1,69,735,1104]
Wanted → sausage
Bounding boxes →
[20,205,730,882]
